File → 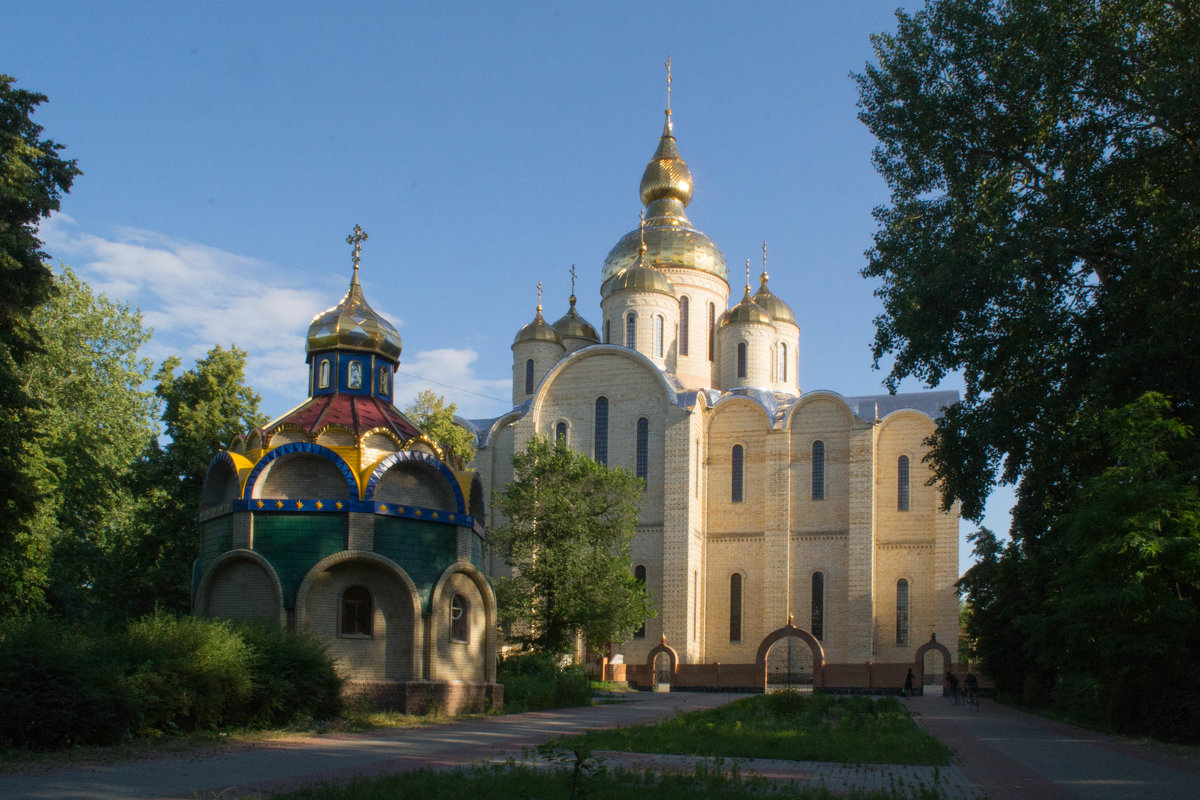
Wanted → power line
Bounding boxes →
[393,369,508,403]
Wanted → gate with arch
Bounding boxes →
[755,620,826,690]
[913,633,954,686]
[645,639,678,690]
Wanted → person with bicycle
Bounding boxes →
[963,671,980,710]
[945,671,960,704]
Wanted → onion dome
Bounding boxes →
[752,251,796,326]
[602,110,727,283]
[306,265,402,363]
[552,294,600,342]
[604,213,676,299]
[514,302,563,346]
[721,261,772,327]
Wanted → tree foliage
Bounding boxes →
[491,436,653,656]
[860,0,1200,740]
[403,389,476,466]
[0,76,81,616]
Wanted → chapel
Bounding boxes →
[469,86,961,689]
[193,228,500,712]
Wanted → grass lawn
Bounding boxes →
[560,692,951,766]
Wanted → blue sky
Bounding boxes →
[5,1,1014,574]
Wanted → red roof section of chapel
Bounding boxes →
[269,393,423,441]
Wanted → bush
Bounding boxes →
[235,623,343,726]
[498,652,591,712]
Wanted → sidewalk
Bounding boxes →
[903,691,1200,800]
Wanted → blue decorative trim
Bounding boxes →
[244,442,359,499]
[363,450,467,515]
[197,497,474,529]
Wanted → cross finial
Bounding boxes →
[665,56,672,115]
[346,225,368,277]
[638,209,647,260]
[761,240,770,284]
[745,258,752,292]
[569,263,577,296]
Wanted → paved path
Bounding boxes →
[3,690,1196,799]
[903,691,1200,799]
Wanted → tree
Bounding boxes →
[23,268,157,615]
[858,0,1200,739]
[113,346,266,617]
[403,389,476,466]
[490,436,653,657]
[0,75,81,616]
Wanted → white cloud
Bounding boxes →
[40,216,513,421]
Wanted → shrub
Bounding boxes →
[235,623,343,726]
[499,652,591,713]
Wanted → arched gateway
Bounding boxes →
[755,621,826,689]
[913,633,954,685]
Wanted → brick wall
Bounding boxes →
[343,680,502,714]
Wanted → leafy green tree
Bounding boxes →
[23,268,157,615]
[113,346,266,617]
[403,389,476,466]
[491,436,653,657]
[0,75,81,616]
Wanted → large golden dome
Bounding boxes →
[602,112,728,284]
[306,270,402,362]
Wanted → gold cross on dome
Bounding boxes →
[346,225,368,273]
[665,56,672,114]
[745,258,751,291]
[537,280,543,312]
[569,263,577,295]
[762,240,769,281]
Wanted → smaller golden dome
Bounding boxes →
[640,113,694,207]
[514,306,564,346]
[604,263,677,298]
[754,273,797,326]
[307,271,402,362]
[553,295,600,342]
[721,286,772,327]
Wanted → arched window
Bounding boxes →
[341,586,373,637]
[898,455,910,511]
[378,367,389,395]
[708,303,716,361]
[524,358,535,395]
[896,578,909,646]
[679,296,689,356]
[779,343,788,382]
[654,315,664,357]
[636,417,649,481]
[633,565,647,638]
[555,421,568,445]
[812,441,825,501]
[318,358,331,388]
[450,593,469,642]
[729,573,743,642]
[737,342,747,378]
[348,360,362,389]
[731,444,744,503]
[594,397,609,466]
[604,319,611,344]
[625,313,637,349]
[811,571,825,641]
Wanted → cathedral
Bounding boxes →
[470,97,961,688]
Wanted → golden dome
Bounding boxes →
[754,273,797,326]
[602,112,727,284]
[514,306,563,346]
[306,270,402,362]
[604,262,676,298]
[552,295,600,342]
[721,286,772,327]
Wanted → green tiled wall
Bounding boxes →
[471,531,484,571]
[374,517,456,611]
[200,516,234,573]
[253,513,346,608]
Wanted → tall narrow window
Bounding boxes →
[708,303,716,361]
[897,455,910,511]
[654,315,664,357]
[729,573,743,642]
[896,578,909,646]
[633,565,647,638]
[450,593,469,642]
[737,342,747,378]
[679,296,690,356]
[555,421,567,445]
[731,444,744,503]
[812,441,825,500]
[604,319,611,344]
[811,571,825,641]
[348,360,362,389]
[341,586,373,636]
[524,358,534,394]
[625,313,637,349]
[378,367,389,395]
[779,343,788,381]
[636,417,649,481]
[318,359,331,388]
[594,397,609,466]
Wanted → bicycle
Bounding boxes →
[965,688,980,711]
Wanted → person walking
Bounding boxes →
[904,667,914,698]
